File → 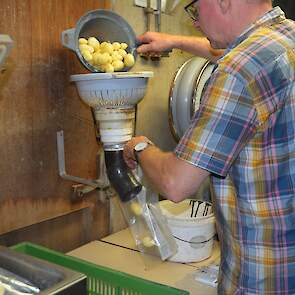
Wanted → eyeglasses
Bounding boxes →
[184,0,199,21]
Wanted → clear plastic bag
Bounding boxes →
[120,186,178,260]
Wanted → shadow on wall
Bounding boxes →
[273,0,295,20]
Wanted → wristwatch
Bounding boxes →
[134,141,153,162]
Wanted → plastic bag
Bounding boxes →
[120,186,178,260]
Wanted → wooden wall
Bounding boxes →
[0,0,111,252]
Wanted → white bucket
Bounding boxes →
[160,199,215,263]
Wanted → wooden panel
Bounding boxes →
[0,200,109,252]
[0,0,110,247]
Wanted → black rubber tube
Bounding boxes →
[104,150,142,202]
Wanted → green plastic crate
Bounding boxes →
[12,242,189,295]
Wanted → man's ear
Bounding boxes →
[217,0,231,14]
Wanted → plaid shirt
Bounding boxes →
[175,7,295,294]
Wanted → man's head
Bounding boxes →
[186,0,272,49]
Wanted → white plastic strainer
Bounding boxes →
[70,71,153,109]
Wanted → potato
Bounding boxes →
[100,42,113,54]
[112,51,124,61]
[101,63,114,73]
[79,37,135,72]
[93,43,101,52]
[112,42,121,51]
[118,49,127,57]
[78,38,88,45]
[92,52,102,65]
[124,53,135,67]
[120,42,128,50]
[101,53,112,65]
[79,44,94,53]
[92,52,111,65]
[142,236,155,248]
[100,41,108,47]
[130,201,143,216]
[81,50,93,62]
[112,60,124,71]
[88,37,99,48]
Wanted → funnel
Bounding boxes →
[70,72,153,108]
[70,71,153,148]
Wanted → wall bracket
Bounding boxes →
[56,130,110,198]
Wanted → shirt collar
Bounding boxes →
[224,6,286,54]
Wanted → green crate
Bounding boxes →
[12,242,189,295]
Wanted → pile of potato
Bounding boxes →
[129,201,156,248]
[79,37,135,73]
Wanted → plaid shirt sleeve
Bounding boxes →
[175,69,259,177]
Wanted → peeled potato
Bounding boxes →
[101,53,112,65]
[92,52,111,65]
[79,38,88,45]
[112,60,124,71]
[120,42,128,50]
[92,52,102,65]
[79,37,135,72]
[100,41,108,47]
[112,51,124,61]
[130,201,143,216]
[93,43,101,52]
[112,42,121,51]
[100,42,113,54]
[88,37,99,48]
[142,236,155,248]
[118,49,127,57]
[102,63,115,73]
[79,44,94,53]
[81,50,93,62]
[124,53,135,67]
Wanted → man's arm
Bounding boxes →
[137,32,224,62]
[123,136,210,202]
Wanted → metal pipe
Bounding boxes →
[145,0,153,32]
[155,0,161,32]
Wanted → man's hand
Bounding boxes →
[123,136,152,169]
[137,32,175,55]
[137,31,223,62]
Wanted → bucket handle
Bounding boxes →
[61,28,76,51]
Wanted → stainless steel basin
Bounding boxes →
[0,245,86,294]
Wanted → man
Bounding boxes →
[123,0,295,294]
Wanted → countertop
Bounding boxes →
[68,228,220,295]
